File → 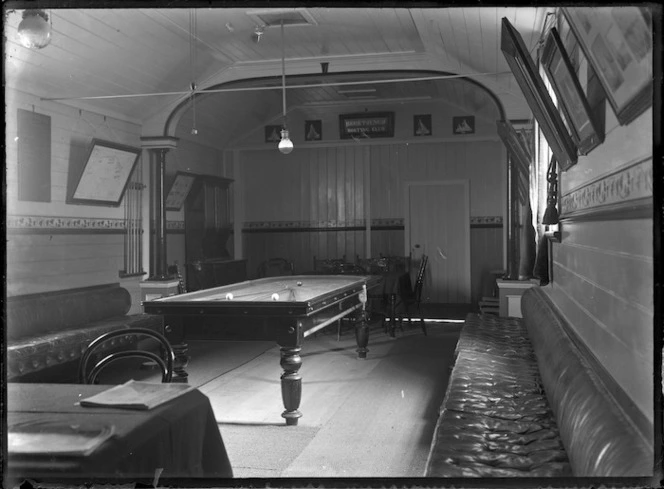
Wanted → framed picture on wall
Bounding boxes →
[562,7,652,125]
[305,120,322,141]
[265,125,282,143]
[542,27,604,155]
[68,139,141,207]
[165,172,197,211]
[501,17,578,171]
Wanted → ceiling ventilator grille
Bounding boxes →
[247,8,318,27]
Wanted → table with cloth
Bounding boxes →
[6,383,233,483]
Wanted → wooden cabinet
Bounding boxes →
[184,175,245,290]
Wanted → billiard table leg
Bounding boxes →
[280,346,303,426]
[355,310,370,359]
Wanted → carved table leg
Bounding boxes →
[389,293,397,337]
[355,310,370,359]
[164,318,189,383]
[171,342,189,383]
[280,346,302,426]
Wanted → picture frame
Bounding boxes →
[496,120,530,204]
[305,120,322,141]
[542,28,604,155]
[165,171,198,211]
[562,7,652,126]
[413,114,432,136]
[265,125,282,143]
[501,17,578,171]
[68,139,141,207]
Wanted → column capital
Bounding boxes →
[140,136,179,150]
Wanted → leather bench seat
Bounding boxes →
[7,283,162,382]
[425,287,653,478]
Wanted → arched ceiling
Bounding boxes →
[4,5,552,145]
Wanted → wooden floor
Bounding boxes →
[178,320,463,478]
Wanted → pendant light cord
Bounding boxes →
[281,20,287,127]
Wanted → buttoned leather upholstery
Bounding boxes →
[426,287,653,478]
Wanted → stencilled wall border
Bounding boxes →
[561,157,652,221]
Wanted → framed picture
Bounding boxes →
[265,125,282,143]
[305,120,322,141]
[68,139,141,207]
[562,7,652,125]
[165,172,197,211]
[452,116,475,135]
[501,17,578,171]
[414,114,432,136]
[542,28,604,155]
[496,120,529,204]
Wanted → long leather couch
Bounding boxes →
[7,283,163,382]
[425,286,654,477]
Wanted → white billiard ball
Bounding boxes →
[225,293,234,300]
[271,293,280,301]
[296,281,303,286]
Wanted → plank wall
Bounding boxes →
[547,107,654,425]
[239,138,505,304]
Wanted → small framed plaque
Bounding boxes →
[165,172,197,211]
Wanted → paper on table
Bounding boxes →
[80,380,195,410]
[9,420,115,456]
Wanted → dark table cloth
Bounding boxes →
[6,383,233,483]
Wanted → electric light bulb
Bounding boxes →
[18,10,51,49]
[278,129,294,155]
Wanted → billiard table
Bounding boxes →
[143,274,381,425]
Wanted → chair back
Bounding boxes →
[413,254,429,302]
[257,258,295,278]
[79,328,175,384]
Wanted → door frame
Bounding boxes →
[404,179,471,302]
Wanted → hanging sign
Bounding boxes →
[339,112,394,139]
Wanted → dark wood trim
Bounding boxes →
[560,197,653,222]
[470,223,503,229]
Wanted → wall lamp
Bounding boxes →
[543,156,561,242]
[18,9,52,49]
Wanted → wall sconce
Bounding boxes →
[543,156,561,242]
[18,9,52,49]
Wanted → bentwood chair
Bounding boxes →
[79,328,175,384]
[396,254,429,336]
[257,257,295,278]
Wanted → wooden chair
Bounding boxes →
[257,257,295,278]
[78,328,175,384]
[396,254,429,335]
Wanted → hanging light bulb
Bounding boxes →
[278,129,293,154]
[277,19,294,155]
[18,9,52,49]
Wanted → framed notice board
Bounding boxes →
[68,139,141,207]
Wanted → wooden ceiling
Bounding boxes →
[4,5,553,148]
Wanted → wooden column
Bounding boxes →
[141,136,179,282]
[505,153,520,280]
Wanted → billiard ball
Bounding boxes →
[296,281,303,286]
[271,293,280,301]
[225,293,233,300]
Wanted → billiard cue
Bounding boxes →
[303,302,363,338]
